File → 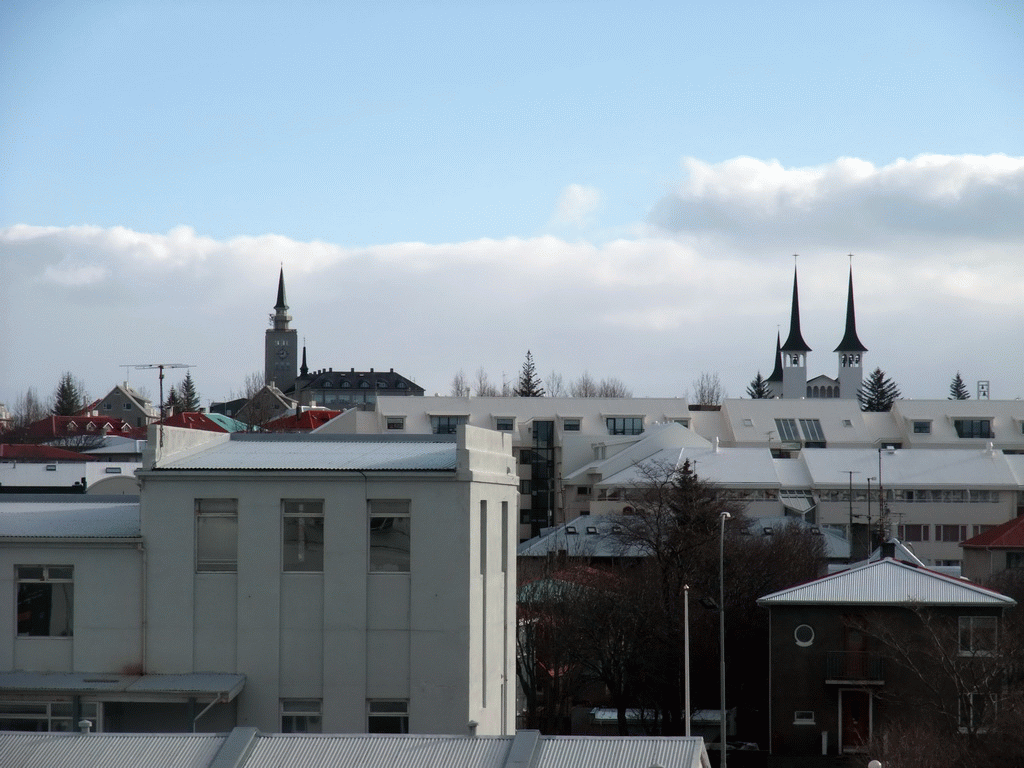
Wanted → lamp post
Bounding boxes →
[841,471,860,560]
[684,584,691,737]
[719,511,731,766]
[866,477,876,552]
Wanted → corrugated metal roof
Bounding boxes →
[758,558,1016,607]
[517,517,648,558]
[0,501,140,538]
[246,733,513,768]
[535,735,708,768]
[159,434,457,471]
[0,730,709,768]
[962,514,1024,549]
[1,733,226,768]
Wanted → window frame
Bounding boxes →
[959,615,997,657]
[367,699,409,733]
[282,499,325,573]
[562,418,581,432]
[280,698,322,733]
[385,416,405,431]
[16,565,74,638]
[430,415,467,434]
[196,498,238,573]
[912,420,932,434]
[606,416,644,436]
[954,419,993,439]
[369,499,411,573]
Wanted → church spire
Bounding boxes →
[781,262,811,353]
[767,331,784,383]
[271,267,292,331]
[834,263,867,353]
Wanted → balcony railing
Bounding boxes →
[825,651,885,682]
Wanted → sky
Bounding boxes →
[2,0,1022,410]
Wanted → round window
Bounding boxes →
[794,624,815,647]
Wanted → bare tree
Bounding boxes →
[569,372,598,397]
[11,387,48,430]
[545,371,566,398]
[690,371,725,406]
[474,367,500,397]
[597,377,632,397]
[450,369,470,397]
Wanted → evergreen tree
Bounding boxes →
[746,372,772,399]
[179,371,200,411]
[514,351,545,397]
[164,386,181,415]
[949,372,970,400]
[858,367,901,412]
[52,372,86,416]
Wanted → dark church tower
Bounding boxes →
[780,262,811,399]
[834,263,867,399]
[264,268,298,391]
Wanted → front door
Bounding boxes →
[839,689,871,752]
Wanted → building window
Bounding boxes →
[959,616,997,656]
[104,466,122,474]
[1007,552,1024,569]
[898,524,930,542]
[430,415,467,434]
[103,402,112,410]
[563,418,581,432]
[794,624,815,647]
[774,418,800,443]
[282,500,324,572]
[369,500,411,573]
[954,419,993,439]
[368,700,409,733]
[196,498,238,572]
[16,566,73,637]
[385,417,405,430]
[606,417,644,435]
[281,699,322,733]
[577,486,591,495]
[793,711,815,725]
[912,420,932,434]
[959,692,996,732]
[798,418,826,447]
[519,479,531,495]
[495,417,515,431]
[0,701,99,732]
[937,524,968,543]
[842,419,853,427]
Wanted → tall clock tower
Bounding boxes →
[265,268,298,391]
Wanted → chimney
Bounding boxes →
[880,540,896,559]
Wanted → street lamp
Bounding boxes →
[719,511,731,767]
[866,477,876,552]
[684,584,691,737]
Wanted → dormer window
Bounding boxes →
[359,380,370,389]
[913,420,931,434]
[67,421,78,432]
[341,381,351,388]
[954,419,993,439]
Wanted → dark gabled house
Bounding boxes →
[757,554,1015,758]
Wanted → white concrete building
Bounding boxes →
[0,425,518,736]
[317,395,1024,565]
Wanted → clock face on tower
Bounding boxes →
[277,348,288,359]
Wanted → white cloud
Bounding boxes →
[2,154,1023,408]
[551,184,602,228]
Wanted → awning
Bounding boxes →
[0,672,245,703]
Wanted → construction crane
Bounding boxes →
[129,363,192,447]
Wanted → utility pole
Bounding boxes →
[129,363,192,448]
[841,470,860,560]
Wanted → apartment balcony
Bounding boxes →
[825,651,885,684]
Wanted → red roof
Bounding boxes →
[262,409,341,432]
[0,444,98,461]
[157,412,228,432]
[962,515,1024,550]
[19,415,144,441]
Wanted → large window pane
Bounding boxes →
[283,500,324,572]
[196,499,238,572]
[369,500,411,572]
[16,566,73,637]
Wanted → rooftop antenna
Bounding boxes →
[129,363,192,447]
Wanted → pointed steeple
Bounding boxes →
[767,331,784,383]
[300,345,308,377]
[271,267,292,331]
[781,262,811,353]
[275,266,288,312]
[834,264,867,353]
